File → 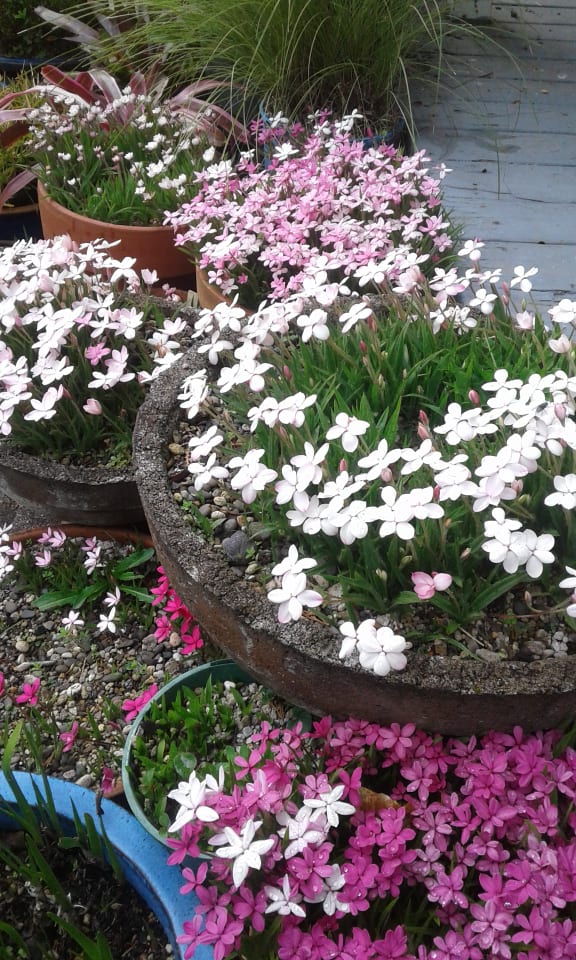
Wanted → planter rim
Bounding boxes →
[37,181,183,234]
[122,659,255,845]
[0,440,145,526]
[132,347,576,735]
[0,770,212,960]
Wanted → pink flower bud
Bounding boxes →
[468,390,480,406]
[555,403,567,423]
[417,422,430,441]
[283,365,292,380]
[83,398,103,416]
[418,410,429,425]
[381,467,393,483]
[433,485,441,501]
[501,281,510,305]
[359,340,367,354]
[511,479,523,495]
[339,459,347,473]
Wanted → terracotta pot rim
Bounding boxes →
[37,181,179,233]
[132,348,576,734]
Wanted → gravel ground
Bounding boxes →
[0,494,223,960]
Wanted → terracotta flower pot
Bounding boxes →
[195,266,254,314]
[0,441,145,526]
[132,349,576,736]
[38,183,195,287]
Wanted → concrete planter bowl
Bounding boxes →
[0,441,145,526]
[132,348,576,736]
[0,771,212,960]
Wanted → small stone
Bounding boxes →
[211,509,226,520]
[64,682,83,699]
[75,773,95,789]
[222,518,239,535]
[199,504,212,517]
[476,649,503,663]
[168,442,185,455]
[213,495,228,507]
[245,562,260,576]
[14,639,30,653]
[518,640,547,660]
[222,530,251,563]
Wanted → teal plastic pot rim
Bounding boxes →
[122,659,255,846]
[0,770,213,960]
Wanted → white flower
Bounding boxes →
[210,819,275,888]
[96,608,117,634]
[297,308,330,342]
[326,413,370,453]
[277,807,327,858]
[375,487,415,541]
[187,452,230,491]
[168,772,220,833]
[520,530,555,578]
[549,298,576,327]
[265,875,306,917]
[303,784,355,827]
[228,449,277,504]
[24,385,64,421]
[545,474,576,509]
[267,572,323,624]
[559,566,576,591]
[354,620,408,675]
[510,265,538,292]
[290,442,329,487]
[548,335,573,355]
[271,545,317,578]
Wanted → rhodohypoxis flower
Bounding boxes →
[354,621,408,676]
[412,571,453,600]
[121,683,158,722]
[267,572,323,624]
[210,819,276,888]
[15,676,40,706]
[264,875,306,917]
[303,786,356,828]
[59,721,79,753]
[168,772,221,833]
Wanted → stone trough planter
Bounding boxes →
[132,348,576,736]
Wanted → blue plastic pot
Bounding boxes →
[0,770,212,960]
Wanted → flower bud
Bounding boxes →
[417,423,430,441]
[339,459,347,473]
[359,340,367,355]
[501,281,510,305]
[468,389,480,406]
[381,467,393,483]
[418,410,429,425]
[511,479,523,495]
[83,398,103,416]
[283,365,292,380]
[555,403,567,423]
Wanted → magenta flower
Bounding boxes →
[121,683,158,722]
[0,671,4,697]
[100,766,117,796]
[15,676,40,706]
[411,571,453,600]
[59,720,79,753]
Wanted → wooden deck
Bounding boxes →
[415,1,576,306]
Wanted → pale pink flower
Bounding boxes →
[412,571,453,600]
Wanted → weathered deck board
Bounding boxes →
[416,1,576,306]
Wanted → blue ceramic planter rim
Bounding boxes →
[0,770,213,960]
[122,658,254,846]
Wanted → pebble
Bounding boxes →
[222,530,251,563]
[476,649,503,663]
[15,639,30,653]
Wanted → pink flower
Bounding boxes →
[83,398,103,415]
[121,683,158,722]
[100,766,117,795]
[15,676,40,706]
[0,671,4,697]
[411,571,453,600]
[59,721,79,753]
